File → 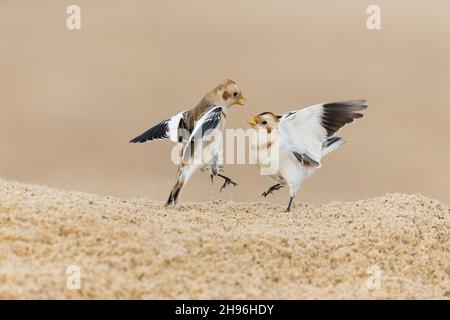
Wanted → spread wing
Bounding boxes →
[129,110,190,144]
[182,106,224,162]
[279,100,367,165]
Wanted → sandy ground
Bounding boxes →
[0,179,448,299]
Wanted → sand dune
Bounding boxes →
[0,179,448,299]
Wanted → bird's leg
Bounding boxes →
[286,196,294,212]
[210,162,221,185]
[262,184,283,197]
[217,174,238,192]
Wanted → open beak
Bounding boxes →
[247,114,257,125]
[236,96,246,106]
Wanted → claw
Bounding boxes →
[262,190,273,197]
[210,175,214,184]
[261,184,283,198]
[219,178,238,193]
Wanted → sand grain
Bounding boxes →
[0,180,448,299]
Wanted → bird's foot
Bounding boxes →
[218,175,238,192]
[164,199,175,208]
[262,184,283,197]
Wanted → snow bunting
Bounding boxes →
[130,79,245,206]
[247,100,367,212]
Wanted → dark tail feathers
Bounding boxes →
[165,182,183,207]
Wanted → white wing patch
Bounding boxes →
[279,100,367,164]
[168,110,186,143]
[279,104,327,164]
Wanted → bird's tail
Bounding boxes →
[165,180,184,207]
[322,137,346,157]
[165,163,198,207]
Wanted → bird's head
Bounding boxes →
[247,112,280,132]
[206,79,246,108]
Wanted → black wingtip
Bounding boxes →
[129,120,170,144]
[129,136,143,143]
[324,100,368,109]
[357,100,368,110]
[321,100,368,137]
[129,131,149,144]
[129,136,145,143]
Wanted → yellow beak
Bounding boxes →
[251,114,257,119]
[247,121,256,126]
[236,96,246,106]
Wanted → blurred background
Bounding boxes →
[0,0,449,204]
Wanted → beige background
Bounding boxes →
[0,0,449,205]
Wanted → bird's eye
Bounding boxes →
[262,121,267,125]
[233,92,238,97]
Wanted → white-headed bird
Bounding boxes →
[247,100,367,212]
[130,80,245,206]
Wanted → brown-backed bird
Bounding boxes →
[130,79,245,206]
